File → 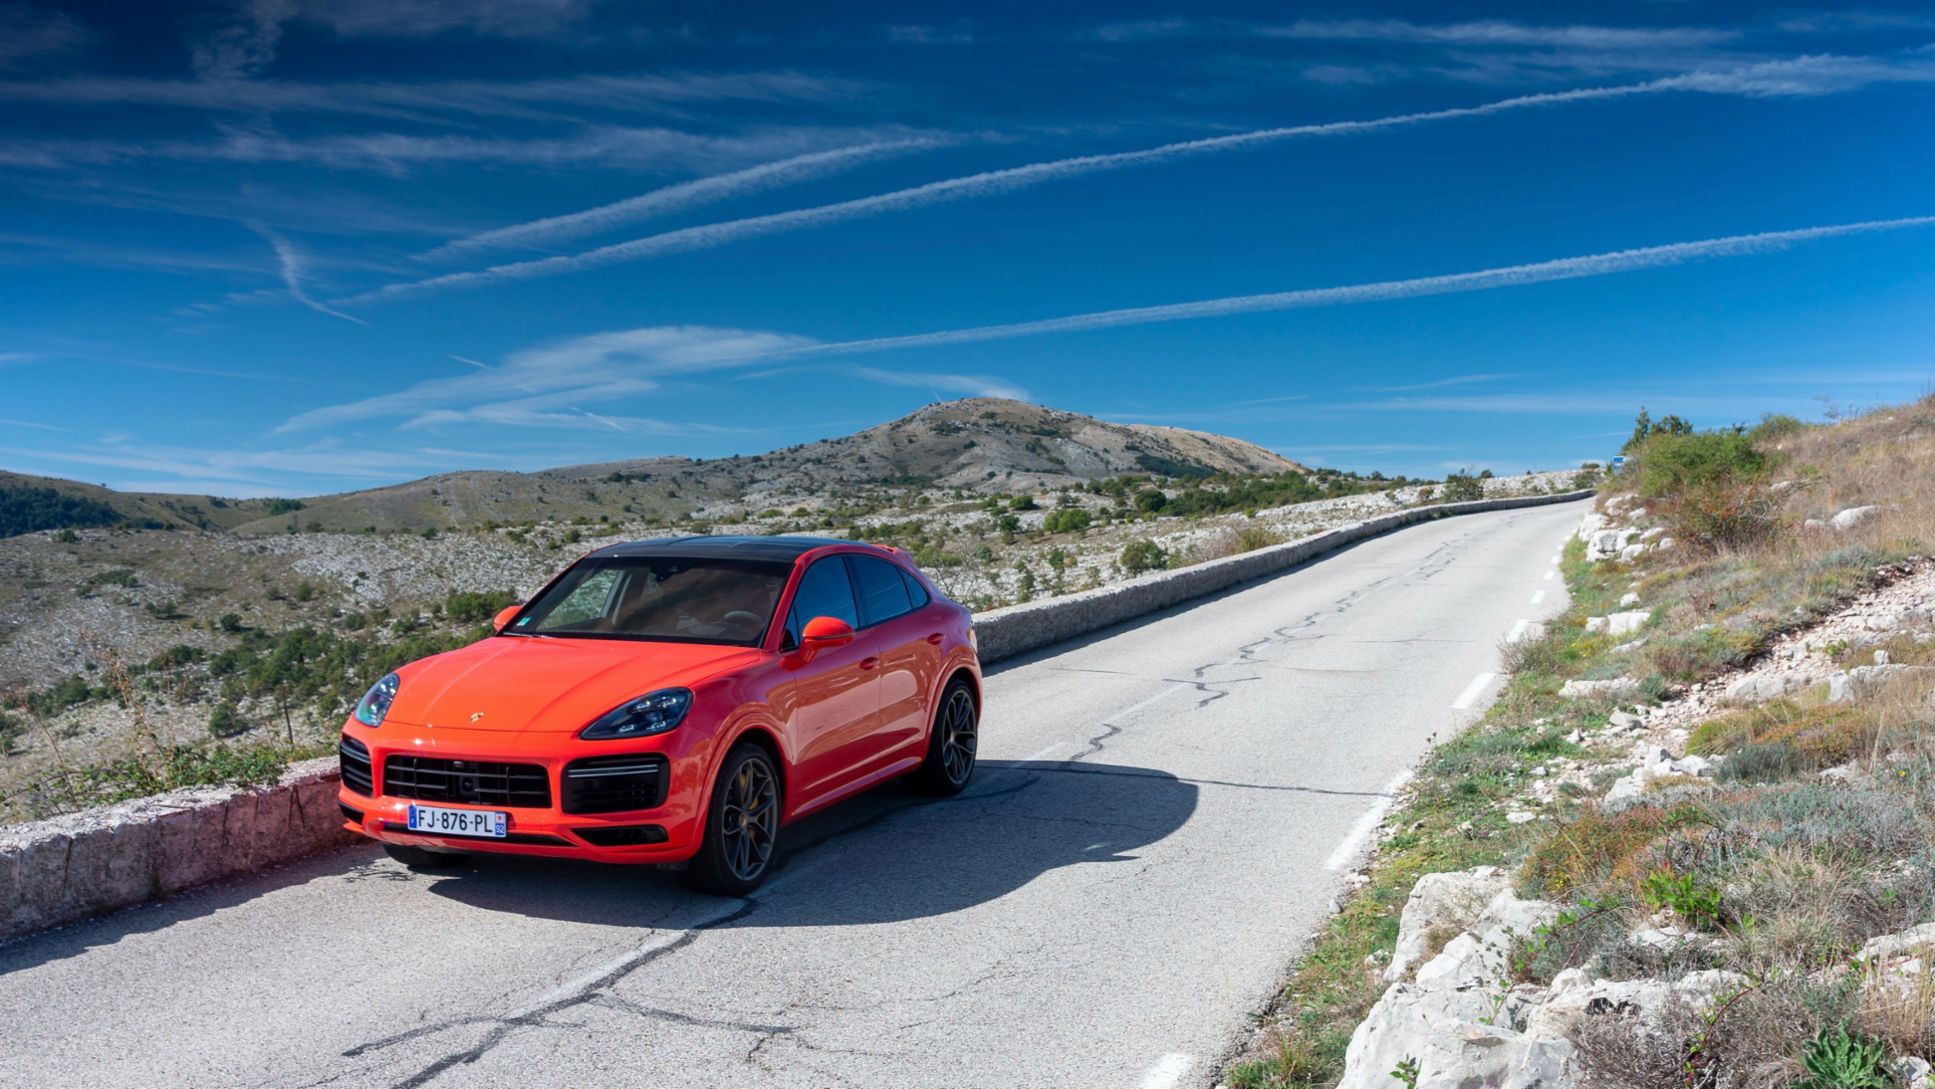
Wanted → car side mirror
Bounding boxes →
[791,615,855,662]
[493,604,522,633]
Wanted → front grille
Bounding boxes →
[561,754,669,814]
[383,755,552,808]
[574,825,669,847]
[340,802,365,824]
[339,736,374,796]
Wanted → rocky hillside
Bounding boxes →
[2,399,1303,537]
[1226,398,1935,1089]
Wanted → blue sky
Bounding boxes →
[2,1,1933,496]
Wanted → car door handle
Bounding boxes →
[925,633,944,646]
[860,656,880,670]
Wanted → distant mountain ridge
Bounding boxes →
[0,398,1304,537]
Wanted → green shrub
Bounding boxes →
[1441,471,1485,502]
[1134,488,1168,513]
[1633,431,1769,498]
[207,703,247,739]
[442,590,518,624]
[1041,508,1092,534]
[1120,539,1169,574]
[1747,413,1809,445]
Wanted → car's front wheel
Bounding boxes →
[686,742,783,896]
[911,679,977,796]
[383,843,467,870]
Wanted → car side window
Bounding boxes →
[783,556,859,647]
[899,568,930,610]
[850,556,914,628]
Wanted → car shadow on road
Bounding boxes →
[0,760,1197,976]
[418,759,1196,928]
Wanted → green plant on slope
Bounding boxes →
[1795,1026,1890,1089]
[1640,869,1725,929]
[1389,1057,1421,1089]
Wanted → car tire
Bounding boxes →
[383,843,467,870]
[911,679,977,796]
[686,742,783,896]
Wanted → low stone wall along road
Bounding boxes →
[0,501,1583,1089]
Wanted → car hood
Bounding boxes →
[385,635,760,733]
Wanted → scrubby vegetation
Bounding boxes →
[1228,396,1935,1087]
[0,484,123,538]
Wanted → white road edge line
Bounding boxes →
[1324,768,1414,872]
[1451,671,1497,710]
[1530,589,1546,605]
[1506,619,1530,643]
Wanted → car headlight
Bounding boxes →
[354,672,400,727]
[580,688,692,740]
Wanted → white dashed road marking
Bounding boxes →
[1452,672,1496,710]
[1506,619,1530,643]
[1530,590,1546,605]
[1140,1053,1194,1089]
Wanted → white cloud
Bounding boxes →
[0,70,863,120]
[842,366,1029,400]
[343,53,1935,304]
[1354,373,1519,392]
[279,326,815,432]
[791,215,1935,355]
[427,139,945,259]
[248,223,368,325]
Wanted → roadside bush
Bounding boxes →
[1633,430,1769,498]
[1441,471,1485,502]
[1655,479,1780,552]
[207,702,246,739]
[1119,539,1169,574]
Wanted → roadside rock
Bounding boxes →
[1585,611,1649,637]
[1336,985,1566,1089]
[1832,505,1881,531]
[1827,664,1932,703]
[1561,678,1640,700]
[1385,867,1513,982]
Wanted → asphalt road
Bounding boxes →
[0,501,1581,1089]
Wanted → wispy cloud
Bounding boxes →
[1354,373,1519,393]
[0,123,934,176]
[1091,17,1739,50]
[0,3,87,67]
[190,0,293,80]
[280,326,815,432]
[791,216,1935,356]
[0,417,70,432]
[248,223,367,325]
[841,366,1029,401]
[0,70,864,121]
[290,214,1935,439]
[342,53,1935,304]
[427,139,945,260]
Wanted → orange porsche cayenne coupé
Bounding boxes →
[337,536,981,894]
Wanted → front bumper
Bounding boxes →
[337,723,709,865]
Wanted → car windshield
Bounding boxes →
[508,557,791,646]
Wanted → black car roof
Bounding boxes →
[588,535,862,563]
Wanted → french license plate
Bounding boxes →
[407,804,507,839]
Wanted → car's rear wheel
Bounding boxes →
[686,743,782,896]
[383,843,467,870]
[911,679,977,796]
